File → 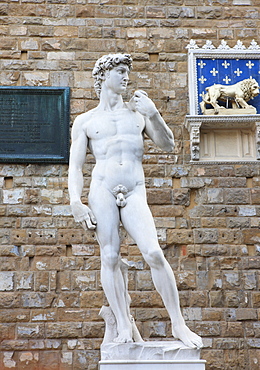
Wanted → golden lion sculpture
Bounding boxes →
[200,78,259,114]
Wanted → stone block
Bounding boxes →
[0,272,14,291]
[60,257,84,271]
[209,291,224,307]
[74,71,93,89]
[207,189,224,204]
[35,272,49,292]
[176,271,196,290]
[130,291,164,308]
[181,177,205,189]
[16,272,34,290]
[151,205,184,217]
[21,292,55,308]
[0,309,30,323]
[82,322,104,338]
[202,308,223,322]
[222,322,244,337]
[201,217,226,228]
[84,256,101,270]
[243,272,257,290]
[71,271,97,291]
[61,351,73,368]
[195,321,221,337]
[248,349,260,370]
[173,188,190,206]
[23,71,49,86]
[31,309,56,322]
[80,291,104,309]
[214,338,244,350]
[46,322,82,338]
[167,229,194,245]
[28,230,57,245]
[252,292,260,307]
[147,189,172,205]
[236,308,257,321]
[251,189,260,204]
[194,229,218,244]
[135,308,168,322]
[1,339,28,351]
[127,28,147,39]
[143,321,167,338]
[47,51,75,60]
[183,307,202,321]
[50,72,73,87]
[17,323,44,339]
[3,189,24,204]
[57,271,71,291]
[41,189,63,204]
[37,351,60,370]
[136,271,153,291]
[53,26,78,37]
[21,39,38,50]
[71,244,95,256]
[242,229,260,244]
[224,189,250,204]
[35,246,65,257]
[10,229,28,245]
[57,309,86,323]
[53,292,80,308]
[223,272,240,289]
[0,324,16,341]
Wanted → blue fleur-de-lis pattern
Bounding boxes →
[197,58,260,114]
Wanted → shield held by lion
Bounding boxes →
[200,78,260,115]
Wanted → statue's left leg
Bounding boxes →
[120,190,203,348]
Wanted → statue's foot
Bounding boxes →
[172,324,203,349]
[113,329,133,343]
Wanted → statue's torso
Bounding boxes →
[83,106,146,192]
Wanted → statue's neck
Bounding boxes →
[98,87,125,111]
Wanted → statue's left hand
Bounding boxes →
[130,90,158,118]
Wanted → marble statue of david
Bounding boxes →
[68,53,203,348]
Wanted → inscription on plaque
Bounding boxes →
[0,87,70,163]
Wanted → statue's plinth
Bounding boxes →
[203,106,257,115]
[99,341,206,370]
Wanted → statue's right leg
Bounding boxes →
[88,188,133,343]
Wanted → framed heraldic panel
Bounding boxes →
[0,86,70,164]
[187,39,260,116]
[185,40,260,162]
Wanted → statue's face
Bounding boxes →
[104,63,130,94]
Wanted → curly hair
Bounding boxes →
[92,53,133,98]
[238,78,259,101]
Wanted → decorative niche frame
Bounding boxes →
[185,39,260,162]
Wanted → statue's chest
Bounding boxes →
[86,110,144,140]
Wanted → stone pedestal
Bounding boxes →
[99,340,206,370]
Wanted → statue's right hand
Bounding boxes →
[70,202,97,230]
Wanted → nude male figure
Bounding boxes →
[68,53,203,348]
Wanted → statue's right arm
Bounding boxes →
[68,116,97,230]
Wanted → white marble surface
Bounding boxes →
[100,340,201,361]
[99,360,206,370]
[68,53,202,348]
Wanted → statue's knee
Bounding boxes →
[144,249,165,268]
[101,248,119,269]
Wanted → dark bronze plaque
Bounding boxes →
[0,87,70,163]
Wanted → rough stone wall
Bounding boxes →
[0,0,260,369]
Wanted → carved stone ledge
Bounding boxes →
[185,115,260,161]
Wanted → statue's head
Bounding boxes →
[92,53,133,98]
